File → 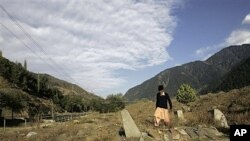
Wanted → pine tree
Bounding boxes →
[24,59,27,70]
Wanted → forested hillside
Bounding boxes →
[0,56,99,118]
[213,57,250,92]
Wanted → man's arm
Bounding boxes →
[167,93,172,109]
[156,93,159,108]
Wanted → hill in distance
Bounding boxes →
[0,55,100,118]
[124,44,250,101]
[41,73,99,100]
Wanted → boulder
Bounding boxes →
[184,127,198,138]
[176,128,189,136]
[41,123,54,128]
[202,126,223,137]
[73,120,80,124]
[43,119,55,123]
[26,132,37,138]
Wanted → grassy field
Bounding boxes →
[0,86,249,141]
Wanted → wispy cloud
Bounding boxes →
[195,44,224,60]
[0,0,180,96]
[195,14,250,60]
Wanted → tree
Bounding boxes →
[88,98,104,112]
[176,84,197,104]
[10,62,23,86]
[24,59,27,70]
[106,93,125,112]
[0,89,27,119]
[60,95,85,112]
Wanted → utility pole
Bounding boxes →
[51,100,54,120]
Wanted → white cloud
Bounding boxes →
[195,14,250,60]
[0,35,3,43]
[0,0,180,96]
[242,14,250,24]
[225,29,250,45]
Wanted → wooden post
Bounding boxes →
[25,119,27,128]
[52,101,54,120]
[4,118,6,131]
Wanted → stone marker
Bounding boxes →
[176,110,185,121]
[121,109,141,138]
[213,109,229,128]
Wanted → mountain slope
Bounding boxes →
[0,55,100,117]
[213,57,250,92]
[0,56,98,99]
[124,44,250,100]
[41,74,99,100]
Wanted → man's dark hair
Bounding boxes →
[158,85,164,91]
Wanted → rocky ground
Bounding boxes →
[2,86,250,141]
[0,106,229,141]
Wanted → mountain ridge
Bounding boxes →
[124,44,250,101]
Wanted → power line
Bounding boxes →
[0,4,47,54]
[0,4,71,79]
[0,22,64,77]
[0,4,80,86]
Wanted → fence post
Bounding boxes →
[3,118,6,131]
[25,119,27,128]
[52,102,54,120]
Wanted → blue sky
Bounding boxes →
[112,0,250,96]
[0,0,250,97]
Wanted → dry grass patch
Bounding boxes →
[0,111,123,141]
[187,86,250,126]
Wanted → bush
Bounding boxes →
[0,88,28,119]
[88,94,125,113]
[176,84,197,104]
[60,95,85,112]
[105,94,125,112]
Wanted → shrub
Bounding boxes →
[88,93,125,113]
[176,84,197,104]
[0,89,27,119]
